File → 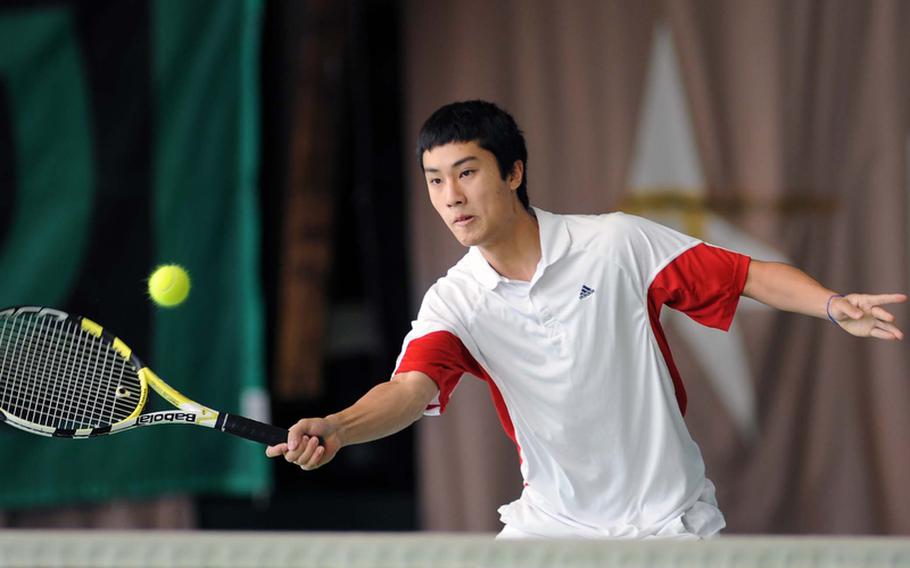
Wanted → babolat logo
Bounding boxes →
[138,412,197,424]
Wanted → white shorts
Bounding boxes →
[496,523,712,541]
[495,524,543,540]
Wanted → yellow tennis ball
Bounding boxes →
[148,264,191,307]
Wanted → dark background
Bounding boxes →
[198,0,417,530]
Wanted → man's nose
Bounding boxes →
[444,182,465,207]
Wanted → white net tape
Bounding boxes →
[1,532,909,568]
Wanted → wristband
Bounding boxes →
[826,294,845,325]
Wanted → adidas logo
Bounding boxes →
[579,285,595,300]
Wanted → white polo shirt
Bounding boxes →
[394,208,751,539]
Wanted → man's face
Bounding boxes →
[422,141,523,248]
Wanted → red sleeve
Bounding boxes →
[394,330,481,414]
[646,243,751,415]
[648,243,751,331]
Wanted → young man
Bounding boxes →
[267,100,906,539]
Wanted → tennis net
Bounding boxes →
[1,531,909,567]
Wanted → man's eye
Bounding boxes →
[428,178,442,185]
[459,170,474,178]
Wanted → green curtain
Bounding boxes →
[0,0,268,508]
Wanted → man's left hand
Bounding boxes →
[829,293,907,340]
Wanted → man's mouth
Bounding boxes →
[453,215,475,226]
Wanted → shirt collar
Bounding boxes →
[534,207,572,270]
[467,207,571,290]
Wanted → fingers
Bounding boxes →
[847,304,894,322]
[868,306,895,322]
[839,296,903,323]
[870,327,901,341]
[833,295,905,340]
[265,418,333,470]
[834,297,864,320]
[840,302,865,320]
[874,321,904,341]
[287,421,305,451]
[872,294,907,306]
[850,293,908,307]
[265,442,288,458]
[287,418,324,450]
[265,437,327,469]
[297,437,325,471]
[285,435,325,470]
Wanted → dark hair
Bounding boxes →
[417,100,529,209]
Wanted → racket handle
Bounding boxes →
[219,414,289,446]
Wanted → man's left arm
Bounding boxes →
[742,260,907,341]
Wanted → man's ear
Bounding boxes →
[509,160,524,191]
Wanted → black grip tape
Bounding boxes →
[221,414,289,446]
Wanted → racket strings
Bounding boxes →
[1,319,139,428]
[0,316,142,430]
[2,317,95,427]
[36,323,140,428]
[1,317,82,425]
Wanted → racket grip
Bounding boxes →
[220,414,289,446]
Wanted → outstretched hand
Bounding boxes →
[828,293,907,340]
[265,417,342,471]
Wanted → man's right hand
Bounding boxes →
[265,417,341,471]
[264,371,438,471]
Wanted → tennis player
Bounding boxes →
[267,100,906,539]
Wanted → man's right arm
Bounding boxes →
[265,371,439,470]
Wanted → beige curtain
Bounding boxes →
[667,0,910,533]
[405,0,910,533]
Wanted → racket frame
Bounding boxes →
[0,306,221,439]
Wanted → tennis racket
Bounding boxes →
[0,305,290,445]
